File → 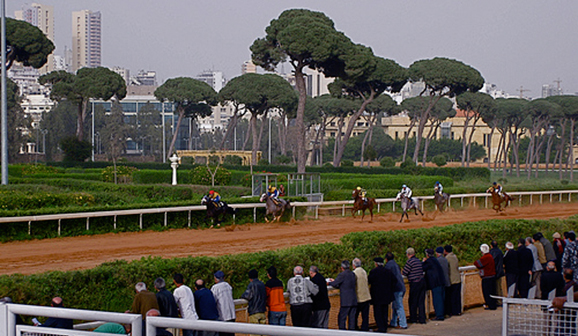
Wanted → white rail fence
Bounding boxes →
[0,190,576,236]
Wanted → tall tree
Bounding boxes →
[422,97,455,165]
[523,99,559,178]
[154,77,217,158]
[360,94,399,167]
[547,96,578,181]
[251,9,353,172]
[39,67,127,141]
[101,100,130,183]
[329,48,407,167]
[456,92,497,167]
[1,78,31,162]
[400,96,427,162]
[408,57,484,164]
[5,18,54,69]
[495,98,528,178]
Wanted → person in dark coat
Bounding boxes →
[240,269,267,327]
[503,242,519,297]
[540,261,565,300]
[309,266,331,328]
[422,249,445,320]
[403,247,426,324]
[368,257,397,332]
[34,297,73,329]
[517,238,535,298]
[490,241,505,302]
[193,279,219,322]
[328,260,357,330]
[154,277,179,318]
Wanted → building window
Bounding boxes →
[395,131,398,140]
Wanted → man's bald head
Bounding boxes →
[51,297,63,307]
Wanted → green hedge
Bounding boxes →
[0,217,573,314]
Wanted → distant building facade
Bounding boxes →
[72,10,101,72]
[15,3,55,75]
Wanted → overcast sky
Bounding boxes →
[9,0,578,98]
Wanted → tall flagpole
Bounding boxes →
[1,0,8,185]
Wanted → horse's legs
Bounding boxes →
[361,210,365,221]
[369,208,373,222]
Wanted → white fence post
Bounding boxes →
[0,302,7,336]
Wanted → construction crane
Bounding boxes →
[517,86,531,99]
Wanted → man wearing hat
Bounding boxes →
[241,269,267,333]
[503,242,519,297]
[422,248,445,320]
[211,271,236,336]
[475,244,497,310]
[368,256,397,332]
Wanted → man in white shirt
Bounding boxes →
[211,270,236,336]
[173,273,198,336]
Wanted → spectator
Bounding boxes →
[309,265,330,328]
[537,232,556,264]
[403,247,426,324]
[475,244,497,310]
[241,269,267,333]
[328,260,357,330]
[34,297,73,329]
[423,248,445,321]
[517,238,534,298]
[435,246,451,317]
[533,234,548,269]
[444,245,462,317]
[385,253,407,329]
[0,297,24,325]
[562,232,578,282]
[553,232,566,273]
[93,323,127,334]
[194,279,219,336]
[211,270,236,336]
[265,266,287,326]
[368,256,397,332]
[128,282,160,320]
[489,241,505,303]
[352,258,371,331]
[527,237,544,298]
[503,242,519,297]
[146,309,174,336]
[154,277,179,318]
[173,274,198,336]
[541,261,565,300]
[564,269,578,293]
[287,265,318,327]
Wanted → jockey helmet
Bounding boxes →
[402,184,407,188]
[436,181,440,185]
[268,185,273,191]
[493,182,497,185]
[356,186,361,191]
[209,190,214,195]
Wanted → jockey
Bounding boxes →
[267,185,280,204]
[401,184,414,206]
[434,181,443,195]
[208,190,221,208]
[492,182,504,197]
[356,186,368,204]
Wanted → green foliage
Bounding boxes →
[258,159,270,166]
[0,191,95,211]
[59,137,92,162]
[275,155,292,165]
[101,166,138,183]
[341,159,354,167]
[6,18,55,69]
[379,157,395,167]
[21,164,61,175]
[223,155,242,166]
[190,166,231,186]
[399,159,416,169]
[432,155,447,167]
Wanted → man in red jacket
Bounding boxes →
[475,244,497,310]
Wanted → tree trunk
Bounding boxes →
[413,95,441,164]
[402,120,416,162]
[570,119,575,182]
[293,64,307,173]
[360,126,370,166]
[220,105,240,150]
[242,123,251,150]
[534,133,547,178]
[333,116,345,165]
[461,115,471,167]
[466,117,481,168]
[167,107,185,159]
[77,99,89,141]
[487,127,495,171]
[545,133,554,174]
[422,121,436,166]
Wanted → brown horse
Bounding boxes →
[486,187,514,212]
[352,189,376,222]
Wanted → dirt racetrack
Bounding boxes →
[1,202,578,276]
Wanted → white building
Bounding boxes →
[195,70,226,92]
[15,3,55,75]
[20,93,54,128]
[110,66,130,85]
[72,10,101,72]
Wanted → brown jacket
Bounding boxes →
[131,290,159,319]
[446,252,461,284]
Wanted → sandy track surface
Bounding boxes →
[1,202,577,276]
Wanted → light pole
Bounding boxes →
[95,132,100,155]
[35,126,39,163]
[41,129,47,155]
[268,116,272,163]
[1,0,8,185]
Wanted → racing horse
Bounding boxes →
[352,188,376,222]
[433,187,451,212]
[486,186,514,212]
[396,192,424,222]
[201,195,237,227]
[260,193,292,222]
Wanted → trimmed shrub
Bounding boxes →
[432,155,447,167]
[102,166,138,183]
[341,159,354,167]
[190,166,231,186]
[379,157,395,168]
[21,164,62,175]
[224,155,242,166]
[258,159,270,166]
[399,159,416,170]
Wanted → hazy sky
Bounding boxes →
[8,0,578,98]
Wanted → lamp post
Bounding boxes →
[169,153,180,185]
[41,129,47,155]
[1,0,8,185]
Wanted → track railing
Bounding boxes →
[1,190,577,236]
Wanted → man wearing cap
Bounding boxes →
[423,248,445,320]
[173,274,198,336]
[287,265,319,327]
[265,266,287,326]
[328,260,357,330]
[211,271,236,336]
[241,269,267,332]
[368,256,397,332]
[475,244,497,310]
[309,265,331,328]
[352,258,371,331]
[503,242,519,297]
[403,247,426,324]
[444,245,462,317]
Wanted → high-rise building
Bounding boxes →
[131,70,157,86]
[242,60,257,74]
[15,3,55,74]
[110,66,130,85]
[72,10,101,72]
[194,70,225,92]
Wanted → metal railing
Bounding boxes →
[0,189,576,236]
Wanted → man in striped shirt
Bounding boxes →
[403,247,426,324]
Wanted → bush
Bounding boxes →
[224,155,242,166]
[190,166,231,186]
[21,164,61,175]
[432,155,447,167]
[341,159,354,167]
[399,159,416,169]
[60,137,92,162]
[379,157,395,168]
[275,155,292,165]
[258,159,270,166]
[101,166,138,183]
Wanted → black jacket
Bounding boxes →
[517,245,534,276]
[490,247,505,278]
[310,272,331,311]
[241,279,267,315]
[541,270,565,300]
[156,288,179,318]
[503,249,519,275]
[43,317,73,329]
[423,257,445,290]
[329,270,357,307]
[368,265,396,305]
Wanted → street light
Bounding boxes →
[41,129,48,155]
